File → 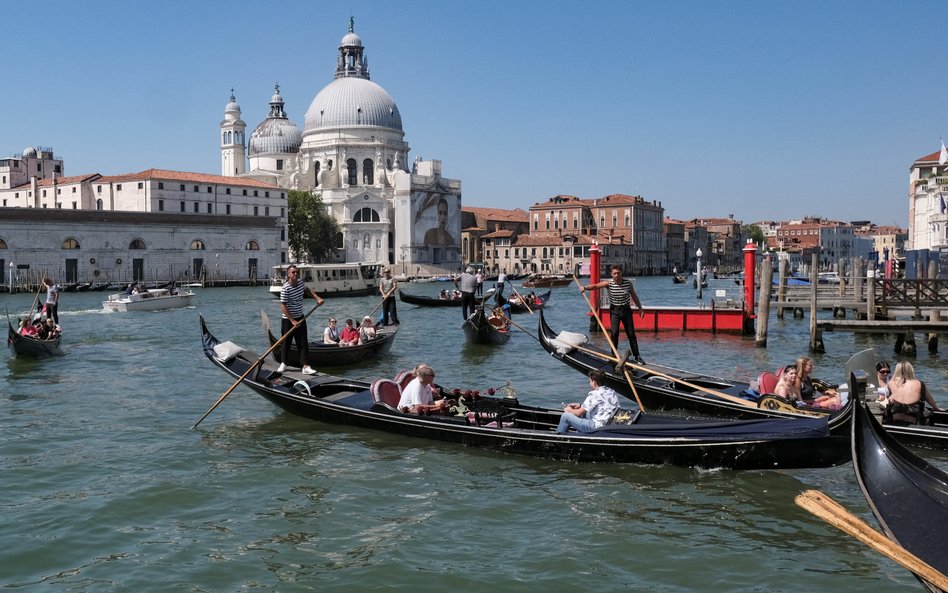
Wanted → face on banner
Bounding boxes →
[412,191,459,248]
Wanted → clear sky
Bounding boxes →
[4,0,942,228]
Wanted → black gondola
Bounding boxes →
[261,311,397,367]
[538,310,855,433]
[7,317,63,358]
[398,290,463,307]
[672,274,686,284]
[200,316,851,470]
[462,305,510,345]
[852,379,948,592]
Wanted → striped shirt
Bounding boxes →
[606,278,632,307]
[280,281,306,319]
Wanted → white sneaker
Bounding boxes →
[276,363,286,373]
[301,366,316,375]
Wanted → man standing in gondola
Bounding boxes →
[455,266,477,320]
[278,264,324,375]
[580,265,646,364]
[42,278,60,325]
[379,268,399,326]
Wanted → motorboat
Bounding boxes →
[102,288,194,312]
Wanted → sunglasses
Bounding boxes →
[879,368,889,373]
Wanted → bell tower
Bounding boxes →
[220,90,246,176]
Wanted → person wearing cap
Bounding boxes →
[379,268,399,326]
[455,266,477,320]
[359,315,378,343]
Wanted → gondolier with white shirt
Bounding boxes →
[379,268,399,326]
[580,265,646,364]
[278,264,324,375]
[455,266,477,320]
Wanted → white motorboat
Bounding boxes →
[102,288,195,312]
[268,262,382,298]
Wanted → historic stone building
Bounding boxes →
[224,19,462,276]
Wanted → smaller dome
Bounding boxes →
[249,120,302,156]
[22,146,37,157]
[223,92,242,123]
[341,32,362,47]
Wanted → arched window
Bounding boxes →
[62,237,80,249]
[346,158,357,185]
[190,239,206,250]
[129,239,146,250]
[313,161,321,187]
[362,158,374,185]
[246,240,260,250]
[0,238,7,249]
[96,198,103,210]
[335,232,344,248]
[352,207,380,222]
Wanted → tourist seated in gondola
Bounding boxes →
[439,289,449,300]
[795,357,839,409]
[322,317,340,345]
[339,318,359,347]
[874,360,891,397]
[774,364,802,402]
[879,361,943,425]
[397,364,451,415]
[19,319,39,338]
[556,369,620,434]
[359,315,377,342]
[487,307,510,330]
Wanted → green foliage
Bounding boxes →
[287,190,339,262]
[742,224,765,246]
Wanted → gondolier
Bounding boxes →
[455,266,477,320]
[580,265,645,364]
[278,264,324,375]
[379,268,399,326]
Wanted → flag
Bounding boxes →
[940,139,947,165]
[941,194,946,214]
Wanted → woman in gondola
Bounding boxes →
[774,364,802,402]
[880,361,943,425]
[795,357,839,409]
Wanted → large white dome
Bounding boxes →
[304,77,402,132]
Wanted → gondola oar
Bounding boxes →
[508,284,534,315]
[795,490,948,592]
[192,301,323,429]
[26,282,44,323]
[503,314,539,342]
[572,275,645,411]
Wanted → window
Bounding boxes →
[116,184,122,191]
[226,188,231,195]
[72,202,77,209]
[265,207,269,216]
[362,158,374,185]
[96,199,103,210]
[158,200,164,211]
[42,190,46,197]
[347,158,357,185]
[158,182,164,189]
[276,159,283,171]
[193,185,199,192]
[193,202,199,213]
[253,206,259,216]
[226,204,231,214]
[180,184,185,191]
[253,190,258,197]
[206,186,212,193]
[245,240,260,250]
[62,237,80,249]
[190,240,206,250]
[72,187,76,193]
[137,182,143,189]
[265,191,270,198]
[242,189,247,196]
[129,239,146,249]
[180,201,185,212]
[353,207,380,222]
[0,238,6,248]
[207,204,212,213]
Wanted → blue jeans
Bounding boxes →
[556,413,598,434]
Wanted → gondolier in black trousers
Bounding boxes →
[455,266,477,320]
[279,264,325,375]
[580,265,646,364]
[380,268,399,325]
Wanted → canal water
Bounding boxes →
[2,277,944,592]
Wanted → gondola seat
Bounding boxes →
[371,379,404,413]
[757,371,779,395]
[394,370,415,390]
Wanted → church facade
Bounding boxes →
[223,19,462,276]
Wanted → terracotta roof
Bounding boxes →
[482,229,515,239]
[914,150,943,165]
[11,173,101,189]
[461,206,529,222]
[98,169,281,188]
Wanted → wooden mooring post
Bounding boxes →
[809,253,825,353]
[755,256,773,347]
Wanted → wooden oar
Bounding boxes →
[26,282,44,322]
[503,314,539,342]
[508,284,533,314]
[795,490,948,592]
[572,275,645,410]
[568,342,757,409]
[192,302,323,429]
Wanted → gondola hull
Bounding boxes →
[7,320,63,358]
[201,316,850,470]
[538,310,854,434]
[261,311,397,367]
[462,307,510,345]
[852,379,948,592]
[398,290,462,307]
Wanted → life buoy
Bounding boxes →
[116,258,123,265]
[89,257,96,264]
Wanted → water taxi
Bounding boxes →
[102,288,194,312]
[268,262,382,298]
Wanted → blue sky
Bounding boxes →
[4,0,942,227]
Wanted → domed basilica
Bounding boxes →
[221,19,461,274]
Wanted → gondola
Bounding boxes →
[672,274,686,284]
[200,316,851,470]
[505,289,551,314]
[7,317,63,358]
[538,310,855,434]
[462,305,510,345]
[852,382,948,592]
[261,311,398,367]
[398,290,463,307]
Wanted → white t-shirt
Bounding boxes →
[398,377,434,409]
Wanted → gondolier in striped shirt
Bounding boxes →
[278,264,325,375]
[580,265,646,364]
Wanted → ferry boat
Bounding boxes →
[268,262,382,298]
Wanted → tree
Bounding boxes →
[287,190,339,262]
[742,224,765,247]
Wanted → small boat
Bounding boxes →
[852,390,948,591]
[672,274,686,284]
[505,290,551,314]
[268,262,382,298]
[399,290,463,307]
[521,274,571,288]
[7,316,63,358]
[538,311,855,434]
[199,316,851,470]
[260,311,398,367]
[102,288,194,312]
[462,306,510,345]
